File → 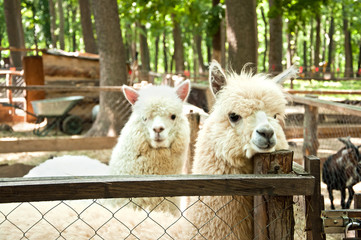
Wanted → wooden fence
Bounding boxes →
[0,151,323,240]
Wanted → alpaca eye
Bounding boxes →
[228,112,241,123]
[171,114,176,120]
[274,113,279,119]
[142,117,147,122]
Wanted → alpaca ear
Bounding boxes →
[123,85,139,105]
[209,60,226,95]
[175,80,191,102]
[273,65,298,85]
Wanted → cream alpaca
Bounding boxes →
[108,81,191,214]
[186,61,297,239]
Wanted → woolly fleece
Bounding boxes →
[108,83,190,214]
[186,63,293,239]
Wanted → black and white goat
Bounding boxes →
[322,137,361,209]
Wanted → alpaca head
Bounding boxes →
[123,80,190,148]
[208,61,297,160]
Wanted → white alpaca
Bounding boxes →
[184,61,297,239]
[24,155,109,177]
[108,80,191,214]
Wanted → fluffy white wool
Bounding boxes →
[108,83,190,214]
[24,155,109,177]
[186,61,295,239]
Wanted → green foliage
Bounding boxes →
[0,0,360,81]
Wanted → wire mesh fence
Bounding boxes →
[0,194,308,239]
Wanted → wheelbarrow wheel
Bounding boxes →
[61,115,83,135]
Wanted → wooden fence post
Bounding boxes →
[253,150,294,240]
[304,155,325,240]
[302,95,319,156]
[354,193,361,237]
[23,56,45,122]
[184,111,200,174]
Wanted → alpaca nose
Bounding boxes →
[153,126,165,133]
[256,128,274,140]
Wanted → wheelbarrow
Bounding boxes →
[31,96,84,136]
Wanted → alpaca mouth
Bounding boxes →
[252,140,276,150]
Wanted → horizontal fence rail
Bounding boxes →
[0,174,315,203]
[291,95,361,117]
[0,136,117,153]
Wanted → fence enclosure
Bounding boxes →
[0,151,318,240]
[2,68,361,238]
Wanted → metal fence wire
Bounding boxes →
[0,195,307,240]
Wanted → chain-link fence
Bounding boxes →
[0,172,314,240]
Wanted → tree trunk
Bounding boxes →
[327,15,334,73]
[49,0,57,48]
[322,18,328,64]
[260,6,268,72]
[192,34,199,78]
[226,0,257,73]
[342,4,353,77]
[286,32,293,68]
[163,31,168,72]
[309,19,314,69]
[124,23,132,61]
[268,0,283,73]
[357,41,361,77]
[154,35,159,73]
[71,7,78,52]
[206,42,211,64]
[221,19,226,67]
[314,14,321,68]
[303,23,308,75]
[195,34,205,73]
[138,23,151,72]
[131,24,137,62]
[212,0,221,64]
[172,14,184,74]
[58,0,65,50]
[79,0,98,54]
[3,0,25,68]
[86,0,130,137]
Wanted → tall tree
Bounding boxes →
[326,15,334,73]
[163,30,168,72]
[268,0,283,73]
[79,0,97,54]
[302,23,308,74]
[195,34,205,73]
[211,0,222,64]
[226,0,257,72]
[48,0,57,48]
[138,23,151,73]
[86,0,130,136]
[3,0,25,68]
[172,14,184,73]
[260,6,268,71]
[314,13,321,68]
[342,4,353,77]
[57,0,65,49]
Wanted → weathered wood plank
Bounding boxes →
[285,125,361,139]
[288,89,361,95]
[303,96,319,156]
[0,174,315,203]
[253,150,294,240]
[304,155,325,240]
[0,136,117,153]
[292,95,361,117]
[0,85,122,92]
